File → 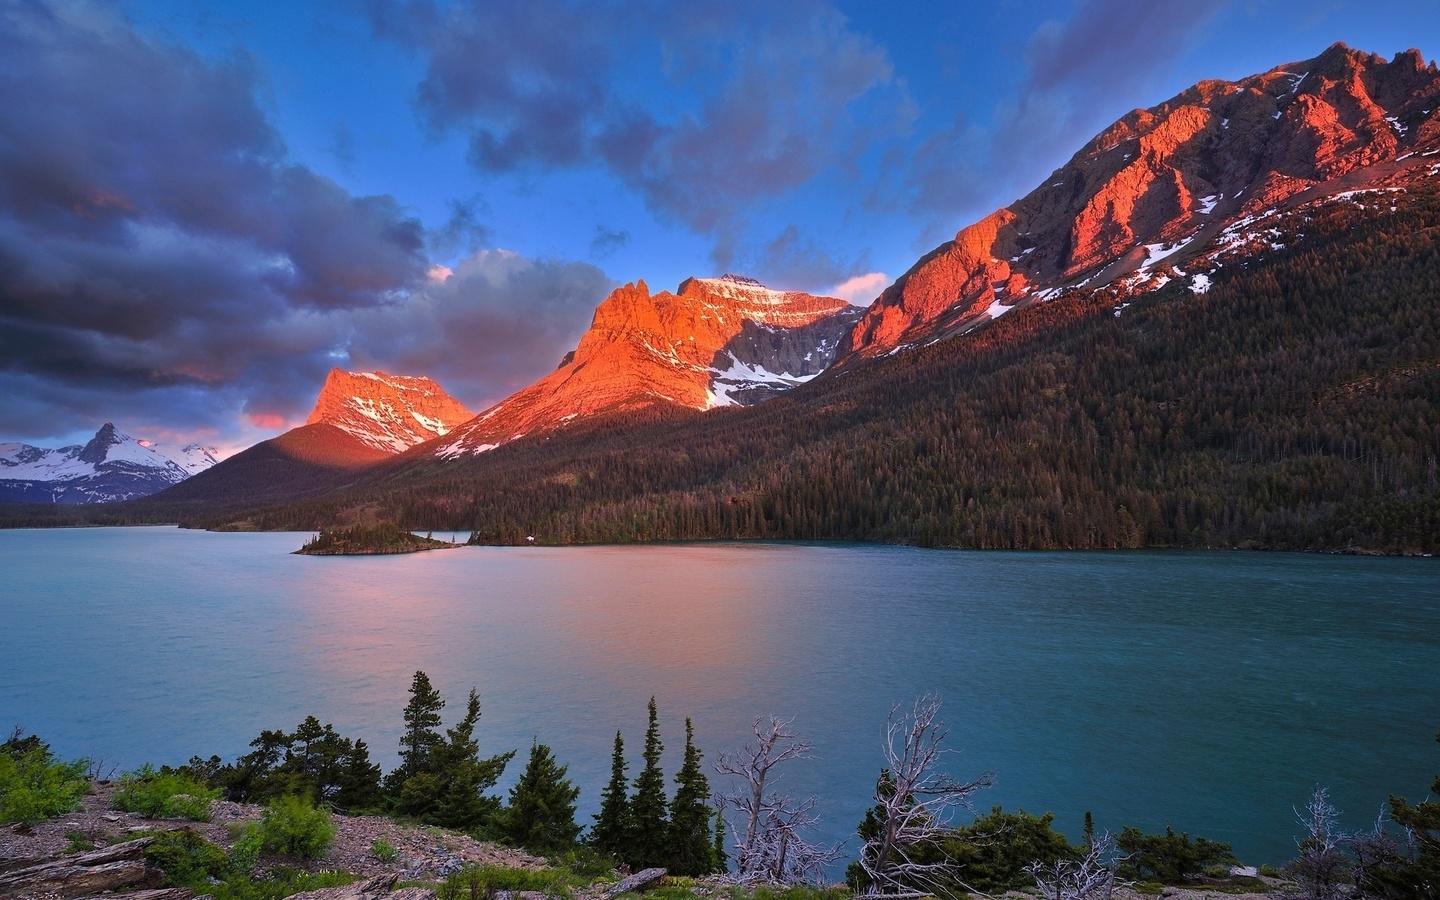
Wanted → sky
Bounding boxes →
[2,0,1438,455]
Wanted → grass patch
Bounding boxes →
[370,838,399,862]
[438,864,575,900]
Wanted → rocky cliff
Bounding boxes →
[436,275,859,457]
[840,43,1440,360]
[306,369,474,454]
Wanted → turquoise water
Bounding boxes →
[2,526,1437,866]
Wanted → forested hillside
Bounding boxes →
[132,182,1440,553]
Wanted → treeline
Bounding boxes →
[152,181,1440,553]
[168,672,722,874]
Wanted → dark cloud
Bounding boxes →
[346,251,613,409]
[428,194,492,257]
[743,225,866,291]
[368,0,906,245]
[0,1,602,448]
[327,121,358,167]
[589,226,630,260]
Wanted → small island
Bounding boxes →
[294,523,461,555]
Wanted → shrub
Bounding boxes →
[111,764,218,821]
[145,828,231,884]
[1117,825,1236,884]
[0,732,90,827]
[370,838,399,862]
[248,795,336,859]
[943,806,1080,893]
[143,819,354,900]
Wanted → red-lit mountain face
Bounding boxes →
[306,369,474,454]
[840,43,1440,360]
[435,275,860,457]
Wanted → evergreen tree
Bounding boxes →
[591,730,631,859]
[395,670,445,783]
[667,718,717,875]
[501,741,581,852]
[628,696,669,868]
[414,687,514,829]
[713,809,728,874]
[333,738,383,812]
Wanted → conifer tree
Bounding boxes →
[429,688,514,829]
[502,741,582,852]
[628,696,669,868]
[395,670,444,782]
[667,718,717,875]
[333,738,383,812]
[591,730,631,859]
[713,809,728,874]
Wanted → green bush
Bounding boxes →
[370,838,399,862]
[247,795,336,859]
[0,732,90,826]
[111,764,218,820]
[1117,825,1236,883]
[145,828,231,884]
[944,806,1080,893]
[145,828,354,900]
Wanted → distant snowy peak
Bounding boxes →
[436,276,862,458]
[0,423,212,504]
[305,369,473,454]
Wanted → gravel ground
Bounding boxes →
[0,781,546,880]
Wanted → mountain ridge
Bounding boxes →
[0,423,219,503]
[838,42,1440,361]
[434,274,860,458]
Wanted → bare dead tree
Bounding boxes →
[855,693,996,898]
[714,716,843,884]
[1027,832,1126,900]
[1284,786,1350,900]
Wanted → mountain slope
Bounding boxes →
[839,43,1440,360]
[147,370,470,508]
[436,275,860,457]
[0,423,217,503]
[201,182,1440,551]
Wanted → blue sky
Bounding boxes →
[3,0,1438,454]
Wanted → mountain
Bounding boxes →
[435,275,860,457]
[840,43,1440,360]
[306,369,474,453]
[0,423,217,503]
[16,45,1437,551]
[149,370,471,508]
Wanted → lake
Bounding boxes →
[2,526,1437,867]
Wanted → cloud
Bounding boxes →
[900,0,1232,243]
[0,1,608,447]
[368,0,908,248]
[589,225,630,260]
[344,250,613,410]
[828,272,889,306]
[740,224,867,291]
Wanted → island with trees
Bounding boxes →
[295,523,461,555]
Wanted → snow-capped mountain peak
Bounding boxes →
[0,423,217,504]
